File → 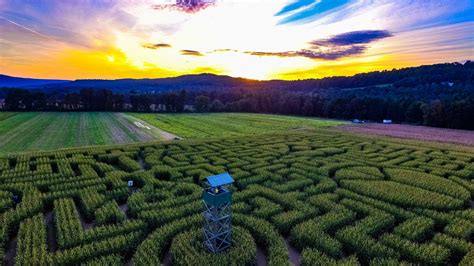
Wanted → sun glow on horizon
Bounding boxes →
[0,0,472,80]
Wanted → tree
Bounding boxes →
[210,99,225,112]
[80,89,94,111]
[130,94,151,112]
[163,93,176,112]
[279,94,301,115]
[64,93,81,110]
[302,98,314,116]
[177,90,186,112]
[31,92,47,110]
[5,89,26,110]
[112,94,125,111]
[422,100,445,127]
[194,95,210,112]
[4,89,46,111]
[405,101,424,124]
[445,99,474,129]
[236,98,257,112]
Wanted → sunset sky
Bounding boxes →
[1,0,473,80]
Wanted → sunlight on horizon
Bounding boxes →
[0,0,472,80]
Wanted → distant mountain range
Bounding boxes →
[48,74,261,92]
[0,73,262,93]
[1,61,472,94]
[0,74,69,88]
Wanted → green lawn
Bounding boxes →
[129,113,346,138]
[0,112,164,154]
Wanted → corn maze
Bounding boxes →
[0,130,473,265]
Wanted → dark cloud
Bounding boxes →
[142,43,172,49]
[311,30,393,46]
[299,46,366,60]
[247,46,365,60]
[152,0,216,13]
[181,49,203,56]
[247,30,392,60]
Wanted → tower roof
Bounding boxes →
[206,172,234,187]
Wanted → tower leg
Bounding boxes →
[203,201,232,253]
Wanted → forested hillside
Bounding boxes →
[1,62,473,129]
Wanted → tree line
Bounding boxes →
[1,89,187,113]
[1,81,473,130]
[192,82,474,130]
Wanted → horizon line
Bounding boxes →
[2,60,471,83]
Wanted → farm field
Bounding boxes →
[0,112,344,154]
[339,123,474,147]
[0,113,18,123]
[0,129,473,265]
[0,112,169,154]
[129,113,345,138]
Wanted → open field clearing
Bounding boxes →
[339,123,474,147]
[0,113,168,154]
[129,113,345,138]
[0,129,473,265]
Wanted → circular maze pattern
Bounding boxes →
[0,130,473,265]
[170,227,256,265]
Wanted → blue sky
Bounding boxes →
[1,0,473,80]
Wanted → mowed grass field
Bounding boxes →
[0,112,167,154]
[0,112,343,154]
[130,113,345,138]
[0,113,18,122]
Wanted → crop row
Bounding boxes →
[0,131,472,265]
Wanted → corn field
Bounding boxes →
[0,130,473,265]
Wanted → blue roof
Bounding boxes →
[206,173,234,187]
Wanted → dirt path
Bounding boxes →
[120,114,179,141]
[3,236,17,266]
[44,210,58,252]
[162,250,172,266]
[338,123,474,146]
[114,113,153,142]
[124,259,134,266]
[256,244,268,266]
[137,153,148,170]
[77,207,94,230]
[119,203,129,220]
[285,238,301,266]
[103,113,132,144]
